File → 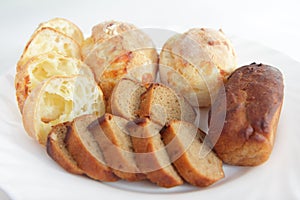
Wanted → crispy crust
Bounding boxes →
[162,120,224,187]
[127,118,183,188]
[65,117,118,182]
[83,21,158,101]
[210,63,284,166]
[159,28,237,107]
[88,114,146,181]
[46,122,83,175]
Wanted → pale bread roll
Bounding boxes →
[159,28,237,107]
[36,18,84,45]
[83,21,158,100]
[22,75,105,145]
[17,27,81,70]
[15,52,94,112]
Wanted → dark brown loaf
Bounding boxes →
[209,63,284,166]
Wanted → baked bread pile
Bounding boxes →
[15,18,284,188]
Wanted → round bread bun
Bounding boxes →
[83,21,158,100]
[159,28,237,107]
[36,18,84,45]
[22,75,105,145]
[17,27,81,70]
[15,52,94,112]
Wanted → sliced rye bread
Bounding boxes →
[107,78,147,120]
[46,122,83,175]
[138,83,196,126]
[88,113,146,181]
[161,120,224,187]
[65,114,118,182]
[126,118,183,188]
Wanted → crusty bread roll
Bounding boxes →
[65,115,119,181]
[46,122,83,175]
[36,18,84,45]
[88,113,146,181]
[159,28,237,107]
[17,27,81,70]
[138,83,196,126]
[209,63,284,166]
[162,120,224,187]
[83,21,158,100]
[15,52,94,112]
[127,118,183,188]
[22,75,105,145]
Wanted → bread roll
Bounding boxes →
[159,28,237,107]
[15,52,93,112]
[17,27,81,70]
[36,18,84,45]
[209,63,284,166]
[83,21,158,100]
[22,75,105,145]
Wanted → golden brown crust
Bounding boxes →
[128,118,183,188]
[65,120,118,182]
[210,63,284,166]
[88,114,146,181]
[46,122,83,175]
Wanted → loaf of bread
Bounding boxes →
[65,115,119,181]
[22,75,105,145]
[46,122,83,175]
[159,28,237,107]
[88,113,146,181]
[209,63,284,166]
[17,27,81,70]
[127,118,183,188]
[83,21,158,101]
[107,78,148,120]
[36,18,84,45]
[162,120,224,187]
[15,52,94,112]
[138,83,196,126]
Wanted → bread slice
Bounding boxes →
[138,83,196,126]
[107,78,147,120]
[22,75,105,145]
[17,27,81,70]
[36,18,84,45]
[83,21,158,101]
[88,113,146,181]
[65,115,118,181]
[15,52,94,112]
[161,120,224,187]
[46,122,83,175]
[127,118,183,188]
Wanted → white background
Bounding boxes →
[0,0,300,76]
[0,0,299,199]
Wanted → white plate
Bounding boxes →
[0,37,299,200]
